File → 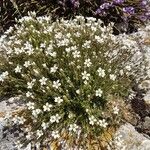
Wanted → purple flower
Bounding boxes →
[113,0,124,4]
[139,15,148,21]
[95,8,102,15]
[95,2,113,16]
[70,0,80,8]
[99,2,113,10]
[123,7,135,15]
[141,0,148,6]
[145,11,150,19]
[95,8,107,16]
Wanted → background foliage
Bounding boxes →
[0,0,150,35]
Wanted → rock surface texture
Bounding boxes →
[0,99,150,150]
[116,123,150,150]
[0,98,28,150]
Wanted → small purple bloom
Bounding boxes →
[95,2,113,16]
[145,11,150,19]
[70,0,80,8]
[141,0,148,6]
[100,2,113,10]
[95,8,102,15]
[95,8,107,16]
[123,7,135,15]
[113,0,124,4]
[139,15,148,21]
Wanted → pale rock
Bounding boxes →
[115,123,150,150]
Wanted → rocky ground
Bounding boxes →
[0,97,25,150]
[0,96,150,150]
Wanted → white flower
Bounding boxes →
[49,116,56,123]
[14,65,22,73]
[71,46,77,51]
[26,49,34,55]
[95,88,103,97]
[12,115,25,125]
[91,26,97,32]
[39,77,47,86]
[54,114,61,123]
[42,63,47,68]
[24,61,31,68]
[26,133,32,140]
[26,102,35,110]
[98,119,108,128]
[66,46,77,53]
[4,112,11,119]
[89,115,97,125]
[12,115,19,124]
[54,97,63,104]
[15,47,23,55]
[125,65,131,71]
[119,70,124,76]
[69,124,79,132]
[24,41,32,49]
[55,32,63,39]
[86,17,96,23]
[84,80,88,85]
[51,130,60,139]
[82,71,90,80]
[27,79,36,89]
[72,51,80,58]
[76,89,80,94]
[97,67,105,77]
[66,33,71,38]
[0,71,9,82]
[32,109,41,118]
[15,141,23,149]
[68,113,74,119]
[82,40,91,49]
[52,80,61,89]
[75,32,81,37]
[26,91,33,98]
[45,49,52,55]
[84,59,92,67]
[57,38,70,47]
[45,45,56,57]
[24,42,33,55]
[41,122,49,130]
[110,74,116,81]
[40,43,46,48]
[46,43,54,51]
[95,35,103,43]
[50,64,58,73]
[50,51,57,57]
[113,106,119,115]
[50,114,61,123]
[36,130,43,138]
[3,71,9,76]
[18,116,26,124]
[43,102,52,111]
[65,47,71,53]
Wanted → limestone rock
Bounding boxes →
[115,123,150,150]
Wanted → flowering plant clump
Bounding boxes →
[1,0,150,34]
[0,14,146,149]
